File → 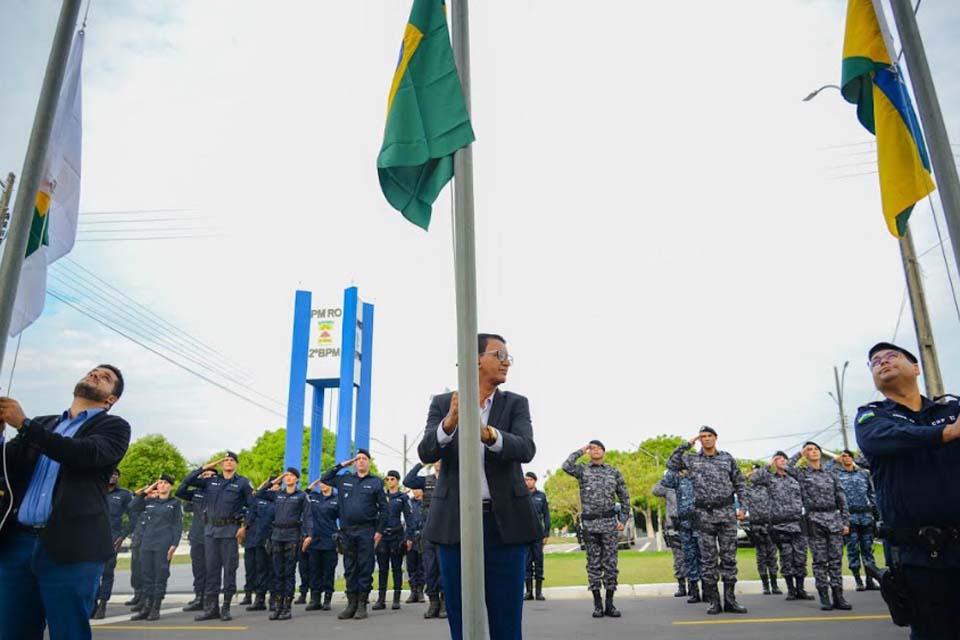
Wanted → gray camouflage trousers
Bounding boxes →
[808,521,843,589]
[752,527,778,577]
[697,519,738,588]
[770,528,808,578]
[583,529,619,591]
[668,530,684,580]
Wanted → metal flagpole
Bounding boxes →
[0,0,83,374]
[888,0,960,275]
[449,1,486,638]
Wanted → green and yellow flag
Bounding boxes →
[377,0,475,230]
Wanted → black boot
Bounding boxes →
[354,592,369,619]
[269,596,283,620]
[438,593,447,618]
[723,582,747,614]
[268,593,278,612]
[130,596,146,614]
[761,573,771,595]
[686,580,701,603]
[524,578,534,601]
[424,594,441,619]
[865,573,880,591]
[535,579,545,601]
[796,577,815,600]
[124,592,141,607]
[705,584,722,615]
[604,590,621,618]
[194,596,220,621]
[675,578,687,597]
[784,575,797,600]
[832,585,852,610]
[770,572,783,595]
[295,588,307,605]
[406,586,419,604]
[818,587,833,610]
[305,590,322,611]
[591,590,604,618]
[417,586,426,602]
[220,595,233,621]
[146,598,162,622]
[338,593,358,620]
[853,569,865,591]
[322,592,333,611]
[183,593,204,612]
[92,598,108,620]
[247,593,267,612]
[392,589,402,610]
[372,589,387,610]
[277,596,293,620]
[130,598,152,621]
[239,591,252,606]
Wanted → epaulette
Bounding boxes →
[933,394,960,405]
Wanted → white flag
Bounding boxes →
[9,31,84,336]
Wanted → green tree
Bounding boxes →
[543,468,581,533]
[118,434,189,491]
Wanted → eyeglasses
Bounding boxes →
[481,349,514,364]
[868,351,901,369]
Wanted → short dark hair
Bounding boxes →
[478,333,506,354]
[97,364,124,398]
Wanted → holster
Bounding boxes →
[864,562,911,627]
[333,532,357,558]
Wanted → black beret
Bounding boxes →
[803,441,821,452]
[355,448,371,460]
[699,425,717,436]
[386,470,401,480]
[841,449,855,457]
[286,467,301,478]
[224,451,239,462]
[525,471,537,481]
[159,474,176,485]
[589,439,605,451]
[773,451,787,459]
[113,468,122,476]
[752,463,762,470]
[868,342,918,365]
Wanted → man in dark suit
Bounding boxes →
[0,364,131,640]
[418,333,539,640]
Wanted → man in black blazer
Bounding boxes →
[419,334,539,640]
[0,365,131,640]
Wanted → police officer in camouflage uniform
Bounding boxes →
[745,464,782,596]
[562,440,630,619]
[667,426,747,615]
[652,473,685,597]
[828,450,879,592]
[787,442,851,611]
[655,469,702,603]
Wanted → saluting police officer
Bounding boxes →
[175,469,214,612]
[667,426,748,615]
[181,451,253,622]
[320,448,387,621]
[855,342,960,639]
[258,467,312,621]
[829,449,879,592]
[373,470,411,611]
[524,471,550,601]
[129,474,182,622]
[92,468,133,619]
[404,461,446,619]
[563,440,631,619]
[305,478,340,611]
[243,481,276,612]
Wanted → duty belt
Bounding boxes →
[581,509,616,521]
[695,495,734,510]
[806,506,837,513]
[209,518,237,526]
[274,522,300,529]
[849,506,873,514]
[880,525,960,558]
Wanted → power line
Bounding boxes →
[78,217,208,225]
[80,208,196,215]
[75,235,224,242]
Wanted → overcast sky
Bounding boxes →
[1,0,959,483]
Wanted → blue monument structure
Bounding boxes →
[284,286,374,482]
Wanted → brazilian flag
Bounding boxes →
[377,0,475,230]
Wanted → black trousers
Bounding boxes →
[244,544,270,595]
[298,548,309,593]
[902,565,960,640]
[343,527,376,593]
[407,545,424,588]
[422,538,442,596]
[271,541,300,598]
[308,549,338,594]
[204,536,240,599]
[525,541,544,581]
[376,536,405,592]
[129,545,142,592]
[141,549,172,600]
[189,537,206,596]
[97,550,119,600]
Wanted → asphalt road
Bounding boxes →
[92,589,906,639]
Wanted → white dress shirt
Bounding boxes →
[436,393,503,500]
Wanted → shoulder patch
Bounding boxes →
[856,410,876,425]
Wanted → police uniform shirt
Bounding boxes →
[855,394,960,567]
[183,468,253,538]
[261,488,312,543]
[383,491,411,538]
[319,466,387,531]
[244,495,276,548]
[408,498,423,536]
[107,486,133,539]
[530,490,550,537]
[308,491,340,550]
[136,496,183,552]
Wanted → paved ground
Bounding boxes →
[92,588,907,639]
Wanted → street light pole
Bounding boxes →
[829,362,850,450]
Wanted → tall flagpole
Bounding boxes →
[888,0,960,275]
[0,0,82,376]
[449,1,486,638]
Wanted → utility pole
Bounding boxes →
[831,362,850,451]
[899,228,944,396]
[889,0,960,276]
[0,173,15,245]
[402,433,408,477]
[0,0,82,373]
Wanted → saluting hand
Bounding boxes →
[616,522,625,532]
[442,392,459,434]
[688,434,702,446]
